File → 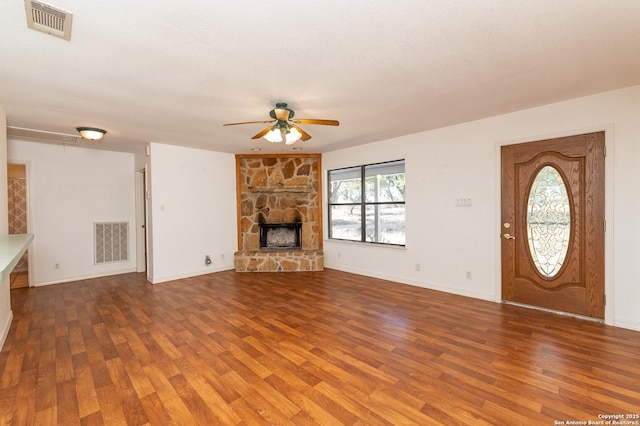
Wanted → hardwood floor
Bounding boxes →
[9,271,28,289]
[1,269,639,425]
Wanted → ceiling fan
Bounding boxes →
[223,102,339,145]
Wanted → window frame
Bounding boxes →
[327,159,405,246]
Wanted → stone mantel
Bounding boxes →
[235,154,323,272]
[248,186,312,193]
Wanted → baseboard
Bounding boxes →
[32,268,139,287]
[613,319,640,332]
[151,265,235,284]
[324,264,496,302]
[0,310,13,350]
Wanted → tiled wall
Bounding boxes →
[8,178,27,234]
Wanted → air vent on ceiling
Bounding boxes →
[24,0,73,41]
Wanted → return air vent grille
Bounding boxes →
[94,222,129,264]
[24,0,73,40]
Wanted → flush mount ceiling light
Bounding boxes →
[76,127,106,140]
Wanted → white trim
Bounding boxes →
[612,319,640,333]
[135,168,146,273]
[150,265,234,285]
[31,268,138,287]
[0,310,13,350]
[323,265,495,302]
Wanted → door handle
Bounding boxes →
[503,233,515,240]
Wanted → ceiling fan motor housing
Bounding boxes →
[270,102,295,120]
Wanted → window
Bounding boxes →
[328,160,405,246]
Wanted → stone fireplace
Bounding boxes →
[234,154,323,272]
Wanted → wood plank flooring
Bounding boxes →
[9,271,28,289]
[1,269,639,425]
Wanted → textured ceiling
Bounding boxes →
[1,0,639,155]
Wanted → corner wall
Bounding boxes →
[148,143,236,283]
[7,140,137,286]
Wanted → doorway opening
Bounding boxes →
[8,163,30,288]
[135,167,148,274]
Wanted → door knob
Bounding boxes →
[503,233,515,240]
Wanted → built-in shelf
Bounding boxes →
[0,234,34,283]
[249,186,312,193]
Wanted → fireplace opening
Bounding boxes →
[259,223,302,250]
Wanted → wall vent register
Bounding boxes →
[94,222,129,264]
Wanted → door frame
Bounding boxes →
[494,125,615,325]
[135,167,148,273]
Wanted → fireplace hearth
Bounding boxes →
[259,223,302,250]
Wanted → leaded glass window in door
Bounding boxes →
[526,165,571,278]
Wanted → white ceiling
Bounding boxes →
[1,0,639,155]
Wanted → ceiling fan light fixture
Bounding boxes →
[263,128,283,143]
[285,126,302,145]
[76,127,106,140]
[225,102,339,144]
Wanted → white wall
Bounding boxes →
[323,85,640,332]
[148,143,236,283]
[2,86,637,334]
[7,140,137,285]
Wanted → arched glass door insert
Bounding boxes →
[526,165,571,278]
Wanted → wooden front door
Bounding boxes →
[501,132,605,319]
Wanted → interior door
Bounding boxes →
[501,132,605,319]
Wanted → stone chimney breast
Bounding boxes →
[235,154,323,272]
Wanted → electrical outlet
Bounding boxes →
[54,262,60,270]
[466,271,472,279]
[415,263,421,271]
[221,253,225,260]
[337,252,341,259]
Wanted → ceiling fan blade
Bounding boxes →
[223,120,274,126]
[292,119,339,126]
[291,124,312,141]
[251,125,274,140]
